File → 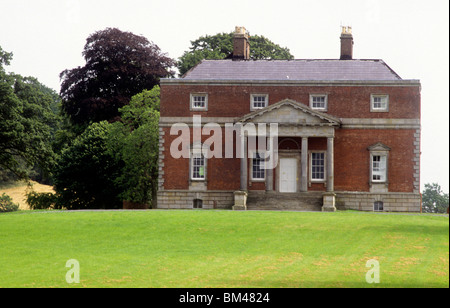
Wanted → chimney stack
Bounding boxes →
[340,26,353,60]
[233,26,250,60]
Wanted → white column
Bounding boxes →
[301,137,308,192]
[327,137,334,192]
[240,135,247,191]
[266,138,273,192]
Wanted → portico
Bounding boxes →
[234,99,340,211]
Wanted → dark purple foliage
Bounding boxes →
[60,28,175,124]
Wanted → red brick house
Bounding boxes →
[157,27,421,212]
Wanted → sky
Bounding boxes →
[1,0,449,193]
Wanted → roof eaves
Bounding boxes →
[180,59,207,79]
[376,59,402,80]
[160,78,420,86]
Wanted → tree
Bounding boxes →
[52,87,161,210]
[60,28,175,126]
[422,183,449,213]
[1,46,57,181]
[52,121,122,209]
[177,32,294,76]
[108,86,160,207]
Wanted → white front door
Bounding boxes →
[279,158,297,192]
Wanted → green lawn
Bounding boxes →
[0,210,448,288]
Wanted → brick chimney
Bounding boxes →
[233,26,250,60]
[340,26,354,60]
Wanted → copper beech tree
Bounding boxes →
[60,28,175,125]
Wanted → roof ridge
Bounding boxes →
[182,58,404,81]
[202,58,385,62]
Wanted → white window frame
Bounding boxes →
[190,93,208,111]
[190,150,206,181]
[370,154,387,183]
[309,94,328,111]
[250,150,266,181]
[250,94,268,111]
[370,94,389,112]
[309,151,326,182]
[367,143,391,188]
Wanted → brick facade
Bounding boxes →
[157,28,421,212]
[161,84,420,119]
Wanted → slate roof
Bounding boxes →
[182,59,402,81]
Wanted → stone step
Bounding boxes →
[246,191,324,211]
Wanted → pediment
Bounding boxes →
[237,99,341,126]
[367,142,391,152]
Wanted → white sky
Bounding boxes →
[1,0,448,193]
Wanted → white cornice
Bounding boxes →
[160,117,420,129]
[161,78,421,87]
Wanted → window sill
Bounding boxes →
[250,107,266,112]
[310,179,326,183]
[250,178,266,182]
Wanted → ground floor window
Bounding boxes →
[191,153,205,180]
[310,152,325,181]
[371,155,387,182]
[368,142,390,185]
[252,152,265,180]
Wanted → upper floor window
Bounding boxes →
[251,94,268,110]
[310,94,328,111]
[190,93,208,111]
[370,94,389,112]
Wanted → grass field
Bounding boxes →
[0,181,54,210]
[0,210,448,288]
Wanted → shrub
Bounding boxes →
[0,193,19,212]
[26,191,58,210]
[52,121,123,209]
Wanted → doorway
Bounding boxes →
[279,158,298,192]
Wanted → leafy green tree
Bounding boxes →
[1,46,57,181]
[52,121,122,209]
[108,86,160,207]
[51,87,161,210]
[422,183,449,213]
[60,28,175,126]
[177,32,294,76]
